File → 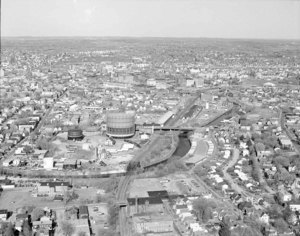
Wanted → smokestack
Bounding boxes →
[135,195,138,214]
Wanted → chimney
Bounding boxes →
[135,195,138,214]
[145,200,149,212]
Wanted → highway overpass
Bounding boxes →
[153,126,195,132]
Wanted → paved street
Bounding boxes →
[223,148,244,195]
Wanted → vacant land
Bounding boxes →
[0,188,65,211]
[0,186,102,212]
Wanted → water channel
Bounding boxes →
[172,131,192,158]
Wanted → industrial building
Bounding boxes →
[106,111,136,138]
[132,214,174,234]
[157,111,175,127]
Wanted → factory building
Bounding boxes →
[106,111,136,138]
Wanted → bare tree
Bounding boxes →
[61,221,75,236]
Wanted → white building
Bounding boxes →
[43,157,54,170]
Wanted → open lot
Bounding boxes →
[0,186,101,212]
[52,132,137,165]
[0,188,65,211]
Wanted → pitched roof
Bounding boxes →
[40,181,70,188]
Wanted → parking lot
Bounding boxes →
[161,173,209,195]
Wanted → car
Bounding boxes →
[93,207,98,211]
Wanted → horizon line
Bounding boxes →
[2,35,300,41]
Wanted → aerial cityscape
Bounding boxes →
[1,1,300,236]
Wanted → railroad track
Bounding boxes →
[116,175,132,236]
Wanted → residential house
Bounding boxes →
[0,209,7,221]
[259,212,270,225]
[37,181,71,196]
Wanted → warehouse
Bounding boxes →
[157,111,174,127]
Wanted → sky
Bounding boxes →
[2,0,300,39]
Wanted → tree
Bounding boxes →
[101,176,119,193]
[193,165,209,177]
[31,207,45,221]
[65,206,78,220]
[22,220,32,236]
[193,198,216,223]
[36,138,51,150]
[202,207,212,223]
[22,145,33,154]
[232,226,263,236]
[108,204,118,229]
[126,161,141,172]
[97,229,116,236]
[255,143,265,152]
[273,218,289,233]
[267,204,283,219]
[274,167,296,185]
[4,223,14,236]
[64,191,79,205]
[61,221,75,236]
[219,223,231,236]
[274,156,290,168]
[77,231,86,236]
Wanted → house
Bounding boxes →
[63,159,77,169]
[15,213,28,231]
[18,124,35,132]
[291,178,300,190]
[290,202,300,212]
[259,212,270,224]
[32,215,53,231]
[278,136,294,150]
[37,181,71,196]
[79,206,89,219]
[0,209,7,221]
[0,178,15,189]
[278,185,293,202]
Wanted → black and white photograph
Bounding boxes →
[0,0,300,235]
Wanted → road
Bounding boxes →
[222,148,245,195]
[116,176,132,236]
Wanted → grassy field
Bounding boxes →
[0,186,103,212]
[251,107,277,119]
[0,188,65,211]
[195,140,209,157]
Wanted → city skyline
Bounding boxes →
[2,0,300,39]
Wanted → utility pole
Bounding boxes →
[0,0,2,67]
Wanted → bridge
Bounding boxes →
[153,126,195,131]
